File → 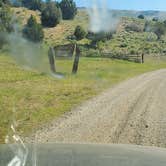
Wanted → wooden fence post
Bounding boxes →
[141,53,144,63]
[72,44,80,74]
[48,47,56,73]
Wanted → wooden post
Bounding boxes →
[48,47,56,73]
[72,44,80,74]
[141,53,144,63]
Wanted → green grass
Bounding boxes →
[0,54,166,143]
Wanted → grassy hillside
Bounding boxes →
[13,7,89,45]
[110,9,166,20]
[12,7,166,57]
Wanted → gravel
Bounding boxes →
[30,69,166,148]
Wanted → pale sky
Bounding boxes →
[74,0,166,11]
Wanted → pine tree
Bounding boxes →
[138,14,144,19]
[22,0,43,11]
[74,25,86,40]
[41,2,62,27]
[59,0,77,20]
[23,15,44,42]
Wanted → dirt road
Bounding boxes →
[35,69,166,148]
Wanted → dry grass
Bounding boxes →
[12,7,41,25]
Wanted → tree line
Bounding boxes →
[11,0,77,21]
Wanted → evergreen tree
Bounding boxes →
[138,14,144,19]
[41,1,62,27]
[152,17,159,22]
[59,0,77,20]
[22,0,43,11]
[23,15,44,42]
[74,25,86,40]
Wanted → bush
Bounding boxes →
[0,5,14,48]
[0,5,13,32]
[74,25,86,40]
[152,17,159,22]
[120,43,128,48]
[87,31,113,47]
[144,21,149,32]
[138,14,144,19]
[59,0,77,20]
[85,49,101,57]
[41,2,62,27]
[23,15,44,42]
[125,23,142,32]
[153,22,166,40]
[0,33,7,49]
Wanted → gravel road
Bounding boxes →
[34,69,166,148]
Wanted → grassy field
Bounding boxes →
[0,53,166,143]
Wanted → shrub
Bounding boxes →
[163,20,166,26]
[0,5,14,48]
[23,15,44,42]
[153,22,166,40]
[74,25,86,40]
[152,17,159,22]
[59,0,77,20]
[0,5,13,32]
[85,49,101,57]
[120,43,128,48]
[144,21,149,32]
[0,33,7,49]
[138,14,144,19]
[125,23,142,32]
[41,2,62,27]
[87,31,113,47]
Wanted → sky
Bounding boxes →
[74,0,166,11]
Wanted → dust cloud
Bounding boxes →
[7,32,50,74]
[87,0,119,33]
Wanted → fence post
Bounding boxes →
[141,53,144,63]
[48,47,56,73]
[72,44,80,74]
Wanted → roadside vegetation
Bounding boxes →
[1,54,166,143]
[1,0,166,143]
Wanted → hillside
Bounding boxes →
[12,7,89,45]
[110,9,166,20]
[12,7,166,57]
